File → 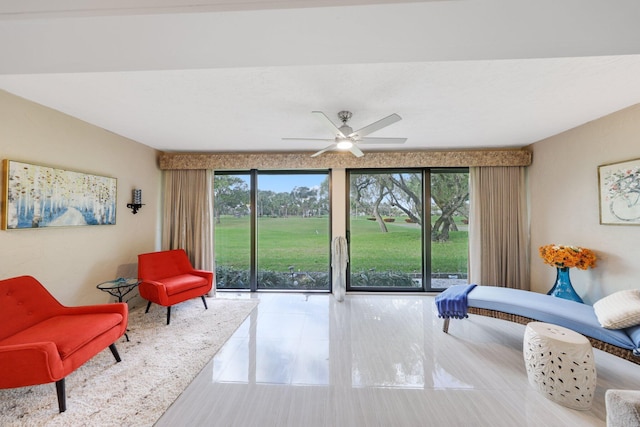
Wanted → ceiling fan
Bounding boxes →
[283,110,407,157]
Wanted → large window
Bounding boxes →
[214,171,330,291]
[214,168,467,292]
[214,173,251,289]
[429,170,470,290]
[347,169,468,291]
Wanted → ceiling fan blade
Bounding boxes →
[312,111,346,138]
[359,137,407,144]
[282,137,335,142]
[311,144,337,157]
[349,145,364,158]
[349,113,402,138]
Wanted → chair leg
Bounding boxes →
[56,378,66,413]
[109,343,122,363]
[166,306,171,325]
[145,300,152,313]
[54,345,121,413]
[201,295,208,310]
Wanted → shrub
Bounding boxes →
[350,270,415,287]
[215,265,249,289]
[383,218,395,223]
[216,265,330,290]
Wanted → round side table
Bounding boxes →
[523,322,596,410]
[97,278,140,304]
[97,278,140,341]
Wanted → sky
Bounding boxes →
[237,173,326,193]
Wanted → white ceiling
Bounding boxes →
[1,0,640,154]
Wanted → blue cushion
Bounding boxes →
[625,325,640,354]
[467,286,637,351]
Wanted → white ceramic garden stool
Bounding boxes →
[523,322,596,410]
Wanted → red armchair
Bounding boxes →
[0,275,128,413]
[137,249,213,325]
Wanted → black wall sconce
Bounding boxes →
[127,189,144,214]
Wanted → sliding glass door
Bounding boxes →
[214,173,251,289]
[214,171,330,291]
[257,172,330,290]
[348,170,423,290]
[429,169,469,290]
[347,168,468,291]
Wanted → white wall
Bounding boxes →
[529,103,640,303]
[0,90,161,306]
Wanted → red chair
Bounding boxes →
[0,275,128,413]
[137,249,213,325]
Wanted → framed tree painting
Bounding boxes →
[598,158,640,225]
[2,160,117,229]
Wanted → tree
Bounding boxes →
[213,175,249,223]
[350,174,393,232]
[318,175,330,215]
[350,171,468,241]
[350,174,374,217]
[388,173,422,225]
[274,191,293,217]
[257,190,276,216]
[291,186,317,217]
[430,172,469,241]
[370,180,391,232]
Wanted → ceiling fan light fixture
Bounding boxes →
[286,110,405,158]
[336,140,353,150]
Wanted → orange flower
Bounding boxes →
[539,244,597,270]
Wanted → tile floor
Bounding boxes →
[156,293,640,426]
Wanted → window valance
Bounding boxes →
[159,150,532,170]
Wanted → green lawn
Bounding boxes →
[215,216,329,271]
[214,215,467,274]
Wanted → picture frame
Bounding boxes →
[2,159,117,230]
[598,157,640,225]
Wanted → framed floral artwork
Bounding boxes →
[598,158,640,225]
[2,159,117,230]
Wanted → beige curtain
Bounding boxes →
[468,166,529,289]
[161,169,215,287]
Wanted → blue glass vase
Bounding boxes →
[547,266,584,303]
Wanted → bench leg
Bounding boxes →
[442,318,450,333]
[56,378,66,413]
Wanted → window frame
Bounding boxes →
[345,167,469,292]
[214,169,332,292]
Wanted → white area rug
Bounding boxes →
[0,297,258,426]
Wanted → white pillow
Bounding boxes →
[593,289,640,329]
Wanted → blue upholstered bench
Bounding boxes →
[441,286,640,364]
